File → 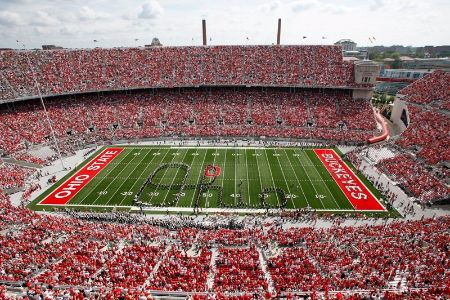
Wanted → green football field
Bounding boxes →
[30,146,387,213]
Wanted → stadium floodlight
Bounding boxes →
[16,41,66,170]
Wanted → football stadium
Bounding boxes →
[0,1,449,299]
[32,146,385,212]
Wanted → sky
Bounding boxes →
[0,0,449,49]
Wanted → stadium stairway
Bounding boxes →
[306,250,329,278]
[257,246,275,295]
[2,158,42,169]
[387,270,409,291]
[91,240,126,279]
[143,244,171,288]
[206,247,219,290]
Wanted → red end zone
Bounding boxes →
[314,149,386,211]
[39,148,123,205]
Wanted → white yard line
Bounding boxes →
[160,149,189,206]
[234,149,237,207]
[254,149,265,203]
[105,149,160,206]
[283,148,309,208]
[292,149,326,209]
[273,149,295,209]
[205,149,218,208]
[175,149,200,207]
[244,149,251,206]
[219,149,227,206]
[116,149,164,206]
[189,150,209,207]
[147,149,177,204]
[303,150,342,209]
[262,149,280,207]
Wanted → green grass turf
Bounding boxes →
[29,146,393,215]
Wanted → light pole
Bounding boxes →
[17,41,65,170]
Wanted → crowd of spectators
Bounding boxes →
[395,105,449,166]
[376,154,449,203]
[398,70,450,107]
[0,46,362,101]
[11,152,48,165]
[214,246,268,294]
[0,89,378,159]
[0,186,449,298]
[395,70,449,167]
[149,246,212,292]
[0,163,35,190]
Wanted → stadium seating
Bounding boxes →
[214,246,268,293]
[395,105,449,166]
[0,188,449,298]
[11,152,48,165]
[0,44,448,299]
[0,163,35,190]
[398,70,450,106]
[0,89,377,158]
[149,246,212,292]
[0,46,364,101]
[376,154,449,203]
[267,247,323,293]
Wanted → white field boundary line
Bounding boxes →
[51,204,381,213]
[189,149,209,207]
[161,149,190,206]
[91,149,148,206]
[292,149,326,209]
[37,147,125,206]
[116,149,161,206]
[262,149,280,207]
[303,149,342,209]
[147,146,323,150]
[105,149,159,206]
[331,149,387,212]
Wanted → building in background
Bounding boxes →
[375,69,432,95]
[335,39,368,60]
[401,58,450,71]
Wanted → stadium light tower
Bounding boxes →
[277,18,281,45]
[202,19,207,46]
[16,41,66,170]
